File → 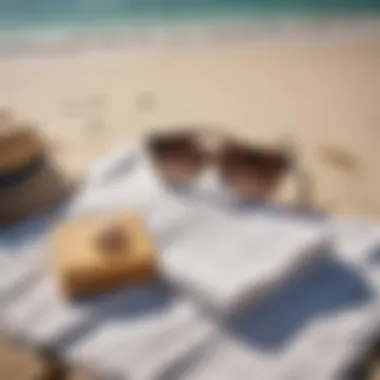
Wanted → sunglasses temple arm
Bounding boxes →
[292,165,314,211]
[275,135,314,211]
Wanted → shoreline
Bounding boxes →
[0,15,380,60]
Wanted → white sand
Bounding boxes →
[0,35,379,218]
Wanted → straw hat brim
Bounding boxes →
[0,127,45,174]
[0,162,73,228]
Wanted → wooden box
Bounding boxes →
[52,213,157,299]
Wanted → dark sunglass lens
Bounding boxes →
[147,134,195,157]
[219,144,258,171]
[259,151,292,177]
[220,143,291,179]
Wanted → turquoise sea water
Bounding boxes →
[0,0,380,31]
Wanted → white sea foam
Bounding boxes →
[0,16,380,59]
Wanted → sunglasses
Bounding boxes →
[145,130,293,201]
